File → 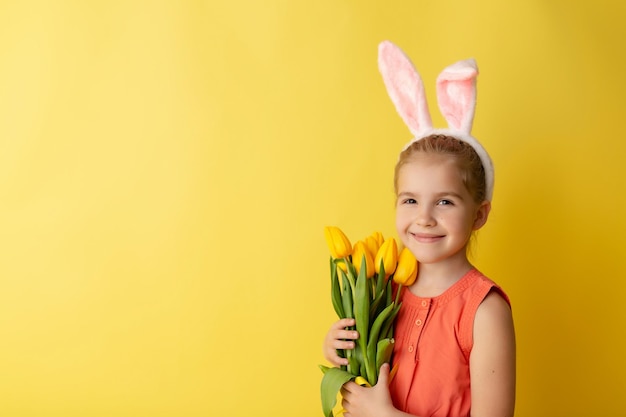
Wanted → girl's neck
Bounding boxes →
[408,257,474,298]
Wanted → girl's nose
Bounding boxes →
[415,206,436,227]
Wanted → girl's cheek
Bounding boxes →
[395,215,403,233]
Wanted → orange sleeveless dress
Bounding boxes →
[389,269,510,417]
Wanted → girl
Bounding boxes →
[323,42,516,417]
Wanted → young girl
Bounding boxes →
[323,42,516,417]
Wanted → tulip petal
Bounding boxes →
[354,376,372,387]
[375,238,398,276]
[393,248,418,286]
[325,226,353,259]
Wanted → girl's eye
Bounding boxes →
[403,198,417,205]
[438,199,453,206]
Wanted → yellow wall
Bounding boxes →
[0,1,624,416]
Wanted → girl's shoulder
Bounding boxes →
[471,269,511,307]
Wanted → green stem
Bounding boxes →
[343,257,356,299]
[394,284,403,305]
[346,348,353,374]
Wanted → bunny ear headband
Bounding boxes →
[378,40,494,201]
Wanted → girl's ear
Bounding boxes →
[378,41,433,137]
[436,59,478,134]
[472,201,491,230]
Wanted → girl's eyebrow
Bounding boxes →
[436,191,465,200]
[397,191,466,200]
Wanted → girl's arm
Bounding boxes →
[470,291,516,417]
[323,318,359,367]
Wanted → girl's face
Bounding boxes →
[395,154,490,267]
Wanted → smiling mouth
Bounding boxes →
[412,233,444,243]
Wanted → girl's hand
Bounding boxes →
[322,318,358,367]
[341,363,398,417]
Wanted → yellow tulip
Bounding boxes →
[364,235,380,258]
[352,241,375,278]
[375,238,398,276]
[372,232,384,249]
[324,226,352,259]
[393,248,418,286]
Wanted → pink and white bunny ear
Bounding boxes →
[378,40,433,137]
[377,41,494,201]
[436,59,478,134]
[436,59,494,200]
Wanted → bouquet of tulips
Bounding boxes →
[320,226,418,417]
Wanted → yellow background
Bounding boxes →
[0,1,624,416]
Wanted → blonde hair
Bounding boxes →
[394,134,487,203]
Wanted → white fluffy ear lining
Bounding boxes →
[436,59,478,133]
[378,40,433,137]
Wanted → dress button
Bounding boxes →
[415,319,422,326]
[408,345,414,352]
[421,300,428,307]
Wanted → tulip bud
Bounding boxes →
[364,235,380,258]
[372,232,384,249]
[324,226,352,259]
[375,238,398,276]
[352,241,375,278]
[393,248,418,286]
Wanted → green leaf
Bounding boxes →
[330,258,344,318]
[385,279,392,306]
[375,261,386,295]
[320,367,356,417]
[375,338,395,371]
[367,302,395,349]
[345,256,358,282]
[354,256,373,382]
[381,302,402,340]
[354,256,370,349]
[340,270,353,319]
[360,361,367,381]
[369,288,385,319]
[353,341,364,363]
[366,302,396,384]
